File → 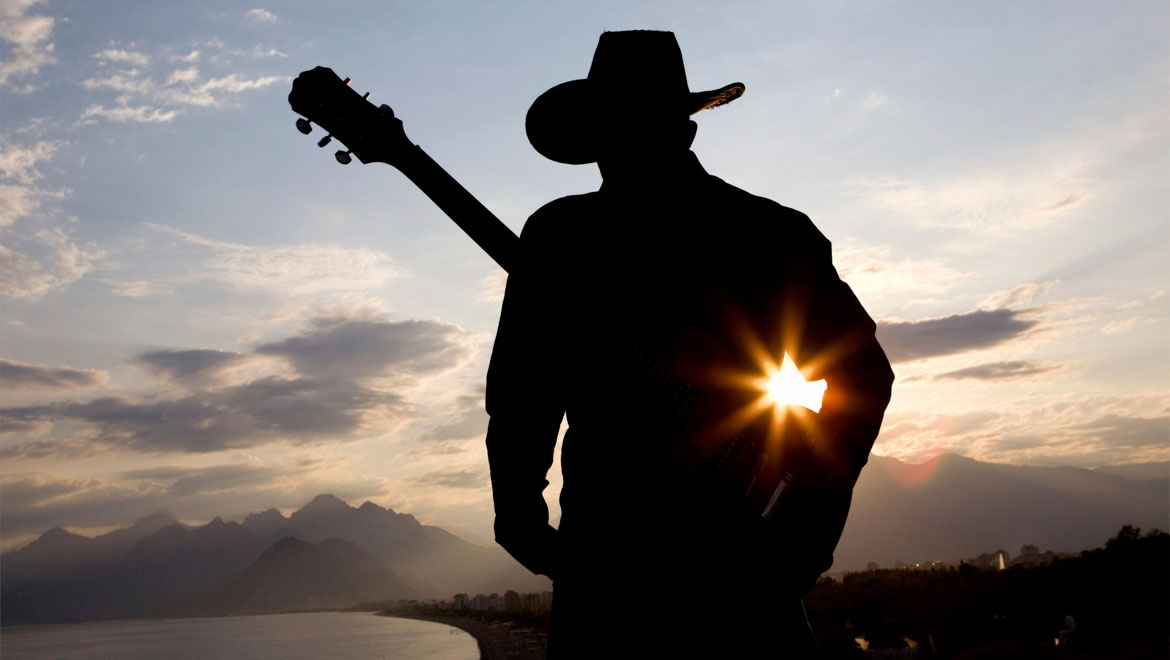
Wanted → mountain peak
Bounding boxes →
[297,494,351,515]
[41,526,83,540]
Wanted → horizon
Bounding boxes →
[7,452,1166,562]
[2,0,1168,557]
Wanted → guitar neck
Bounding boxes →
[396,144,520,273]
[389,143,695,432]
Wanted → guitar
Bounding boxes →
[287,66,824,543]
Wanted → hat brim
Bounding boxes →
[525,80,745,165]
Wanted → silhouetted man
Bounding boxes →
[486,31,893,658]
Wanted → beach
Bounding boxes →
[384,613,548,660]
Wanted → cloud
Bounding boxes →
[0,142,64,228]
[246,8,278,23]
[876,308,1039,363]
[0,359,107,390]
[859,91,887,113]
[1101,318,1140,335]
[77,41,285,119]
[0,140,60,184]
[124,463,282,498]
[421,387,488,443]
[0,236,103,300]
[875,390,1170,468]
[133,349,246,385]
[0,0,56,87]
[833,240,970,308]
[1,376,404,456]
[850,158,1091,233]
[162,73,285,108]
[979,280,1059,310]
[95,48,150,67]
[146,223,402,294]
[257,318,476,379]
[251,46,287,58]
[1072,414,1170,450]
[82,70,152,94]
[479,270,508,302]
[411,467,488,490]
[107,279,174,297]
[165,67,198,85]
[81,104,178,123]
[932,360,1057,381]
[0,183,44,227]
[1,314,475,456]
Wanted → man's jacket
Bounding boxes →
[485,151,893,656]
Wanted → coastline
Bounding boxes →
[381,612,547,660]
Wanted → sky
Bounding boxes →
[1,0,1167,552]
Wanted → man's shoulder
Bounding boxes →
[520,192,600,242]
[707,176,828,247]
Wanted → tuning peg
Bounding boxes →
[362,91,371,100]
[317,134,332,148]
[296,118,312,134]
[335,149,352,165]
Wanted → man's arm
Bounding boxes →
[772,212,894,590]
[483,219,565,578]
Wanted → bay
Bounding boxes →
[0,611,479,660]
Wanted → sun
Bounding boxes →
[759,353,827,413]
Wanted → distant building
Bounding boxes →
[505,590,522,612]
[454,593,469,610]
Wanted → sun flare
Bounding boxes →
[760,353,827,413]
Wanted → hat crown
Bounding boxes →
[586,31,690,106]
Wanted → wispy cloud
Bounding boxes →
[834,240,970,311]
[82,70,152,94]
[145,223,403,295]
[246,8,278,24]
[76,41,287,122]
[411,467,488,490]
[0,359,108,390]
[0,0,56,87]
[850,164,1090,233]
[0,141,67,228]
[0,235,103,300]
[979,280,1060,310]
[933,360,1058,381]
[81,104,178,124]
[95,48,150,67]
[0,140,60,184]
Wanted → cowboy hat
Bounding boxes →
[526,31,745,165]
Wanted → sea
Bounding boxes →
[0,611,479,660]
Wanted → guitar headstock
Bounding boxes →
[288,66,413,167]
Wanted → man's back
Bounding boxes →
[488,152,885,657]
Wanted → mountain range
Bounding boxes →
[2,454,1166,625]
[833,454,1168,569]
[0,495,548,625]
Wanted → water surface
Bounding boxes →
[1,611,478,660]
